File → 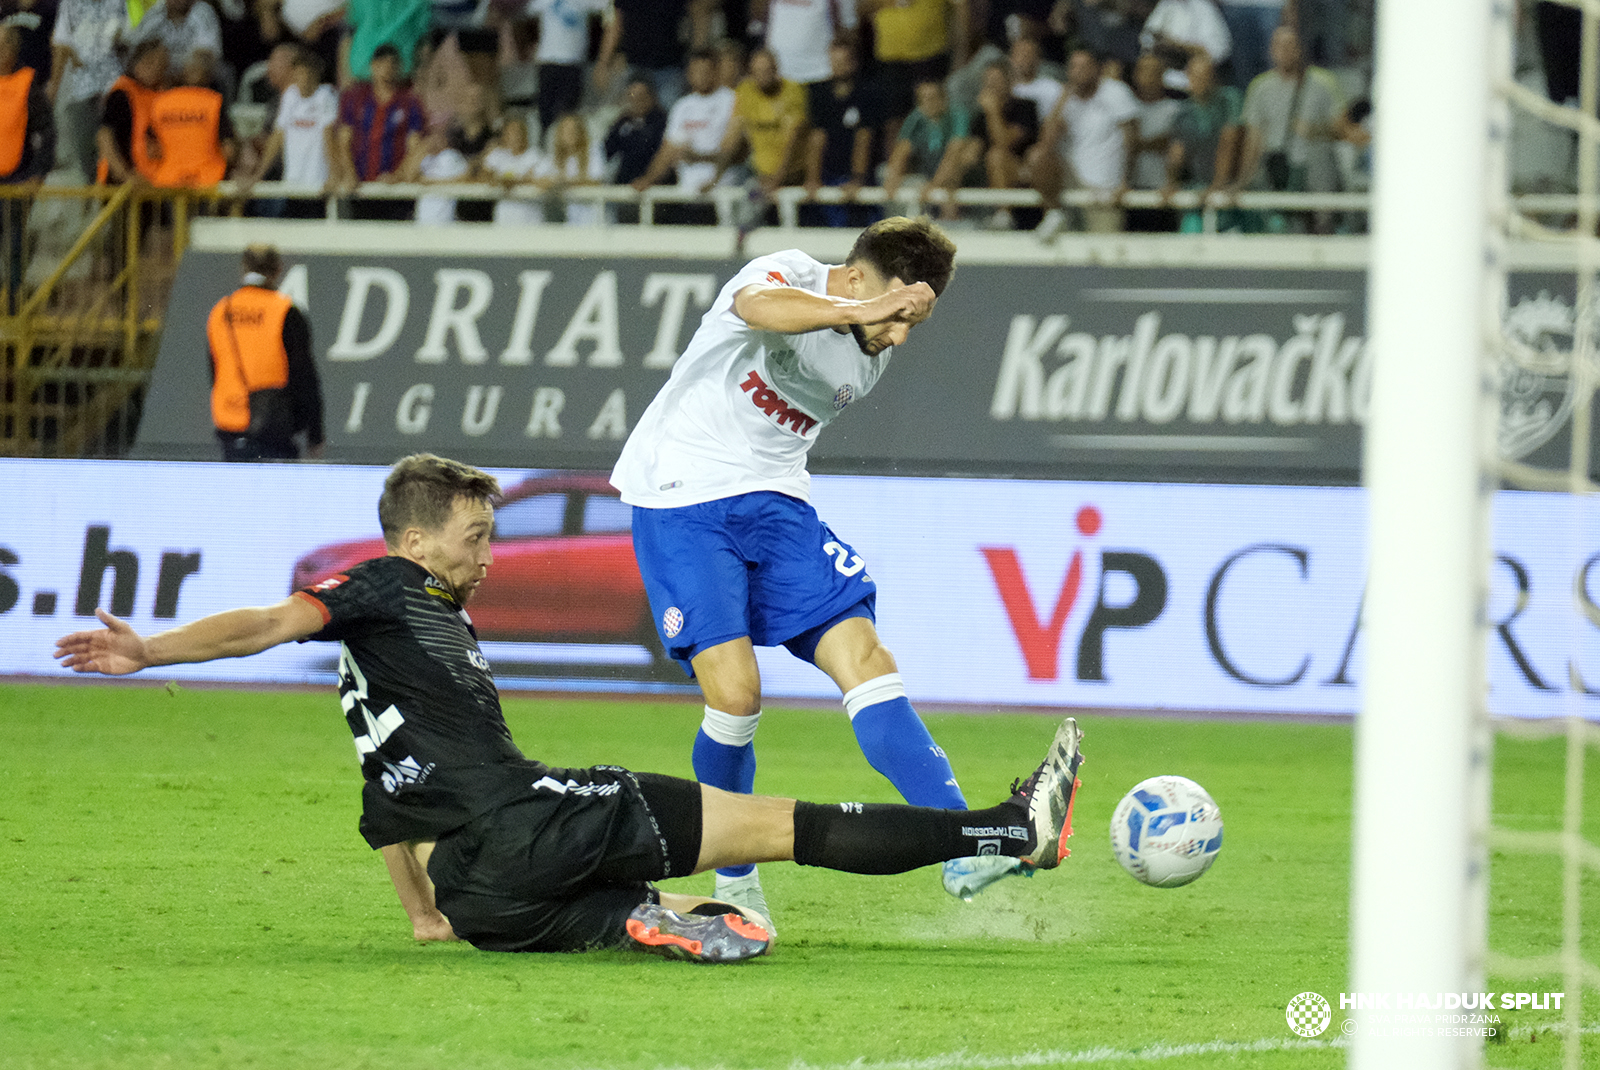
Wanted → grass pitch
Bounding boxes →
[1,681,1594,1069]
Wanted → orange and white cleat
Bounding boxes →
[625,903,771,963]
[1013,717,1085,870]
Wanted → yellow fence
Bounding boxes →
[0,184,229,458]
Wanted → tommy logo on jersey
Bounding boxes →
[740,370,819,435]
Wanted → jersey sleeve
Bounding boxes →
[294,564,395,642]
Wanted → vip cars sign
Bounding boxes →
[4,460,1596,720]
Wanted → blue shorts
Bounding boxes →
[631,492,878,675]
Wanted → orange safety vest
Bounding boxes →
[150,85,227,187]
[97,75,159,184]
[0,67,34,177]
[207,286,293,434]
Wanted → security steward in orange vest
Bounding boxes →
[150,53,233,187]
[0,19,56,311]
[97,40,168,185]
[207,244,324,461]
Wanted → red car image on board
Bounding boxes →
[289,472,666,668]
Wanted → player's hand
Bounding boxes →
[54,608,150,675]
[859,281,936,327]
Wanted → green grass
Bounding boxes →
[0,681,1593,1069]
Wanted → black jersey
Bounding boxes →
[295,556,548,848]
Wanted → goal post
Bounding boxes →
[1351,0,1503,1067]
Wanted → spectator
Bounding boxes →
[413,127,467,223]
[1140,0,1231,91]
[96,38,165,184]
[525,0,607,138]
[1008,34,1062,120]
[48,0,128,182]
[1216,0,1282,89]
[1048,0,1150,72]
[443,78,495,220]
[280,0,341,78]
[1234,24,1342,232]
[1127,50,1178,230]
[344,0,430,83]
[535,111,603,224]
[980,0,1055,51]
[240,44,336,215]
[150,51,234,186]
[802,39,879,227]
[714,36,743,91]
[882,78,979,221]
[861,0,968,143]
[750,0,856,89]
[1161,51,1242,231]
[1029,47,1138,235]
[332,41,426,219]
[594,0,709,110]
[220,0,294,88]
[602,75,665,185]
[207,243,323,462]
[629,47,733,223]
[3,1,58,85]
[707,45,807,196]
[482,114,542,223]
[0,19,54,311]
[124,0,220,87]
[972,59,1035,227]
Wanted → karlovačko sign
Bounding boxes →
[134,246,1593,482]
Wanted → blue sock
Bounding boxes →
[692,706,760,879]
[844,674,968,810]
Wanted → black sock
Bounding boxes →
[791,798,1033,874]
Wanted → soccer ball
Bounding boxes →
[1109,775,1223,887]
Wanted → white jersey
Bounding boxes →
[612,249,891,508]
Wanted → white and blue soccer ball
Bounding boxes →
[1109,775,1223,887]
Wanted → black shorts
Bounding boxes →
[427,766,702,953]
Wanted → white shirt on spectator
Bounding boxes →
[1133,95,1181,188]
[766,0,858,84]
[534,142,607,225]
[483,145,546,224]
[1013,74,1065,120]
[281,0,343,35]
[416,148,470,225]
[525,0,608,65]
[664,85,736,191]
[126,0,222,70]
[1060,77,1140,191]
[1141,0,1232,90]
[275,82,339,187]
[51,0,127,103]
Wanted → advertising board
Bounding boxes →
[4,460,1596,719]
[136,232,1597,482]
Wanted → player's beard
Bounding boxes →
[851,323,886,356]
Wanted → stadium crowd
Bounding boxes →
[0,0,1574,233]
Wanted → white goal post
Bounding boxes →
[1351,0,1503,1067]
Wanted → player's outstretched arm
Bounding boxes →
[733,280,936,335]
[54,597,326,676]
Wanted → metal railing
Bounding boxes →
[0,184,230,457]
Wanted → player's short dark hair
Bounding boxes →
[846,216,958,298]
[378,454,502,546]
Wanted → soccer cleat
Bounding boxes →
[713,869,776,941]
[625,903,771,963]
[1011,717,1085,869]
[942,854,1030,901]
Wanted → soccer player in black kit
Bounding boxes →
[55,454,1085,962]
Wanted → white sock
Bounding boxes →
[700,705,760,746]
[842,673,906,721]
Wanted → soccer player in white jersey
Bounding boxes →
[612,217,1024,923]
